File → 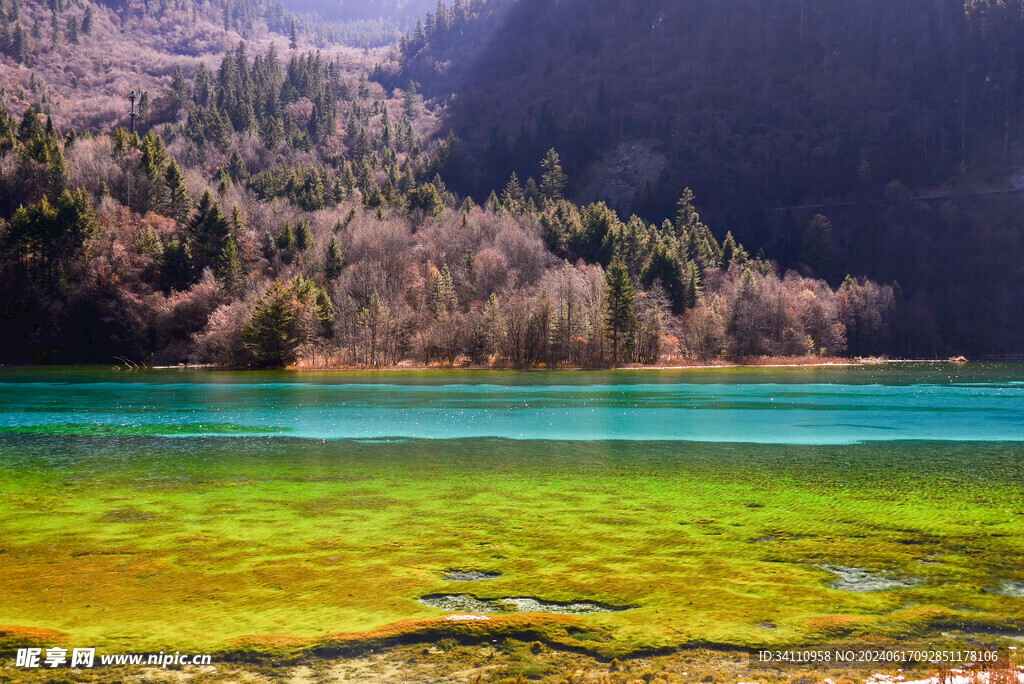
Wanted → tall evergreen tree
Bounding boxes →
[293,218,312,252]
[324,236,345,280]
[428,264,458,317]
[0,106,16,153]
[604,254,637,364]
[188,190,230,266]
[242,279,299,367]
[164,160,191,224]
[193,63,212,107]
[540,148,567,202]
[168,66,189,116]
[18,106,42,142]
[217,235,245,295]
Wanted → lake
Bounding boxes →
[1,364,1022,655]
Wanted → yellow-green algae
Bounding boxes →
[0,435,1022,657]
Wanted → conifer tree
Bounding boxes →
[193,63,212,107]
[501,172,525,212]
[604,254,637,364]
[6,189,97,286]
[242,279,298,367]
[188,190,230,266]
[289,18,297,50]
[168,66,189,116]
[0,106,15,153]
[294,218,312,252]
[260,230,275,259]
[226,149,247,181]
[230,204,245,235]
[403,81,420,115]
[276,221,294,252]
[429,264,458,317]
[324,236,345,280]
[138,91,150,123]
[217,235,245,295]
[540,148,567,202]
[80,5,91,34]
[18,106,42,142]
[641,237,688,314]
[11,22,29,64]
[164,160,191,224]
[49,9,59,48]
[139,132,169,213]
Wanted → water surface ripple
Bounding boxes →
[1,366,1022,444]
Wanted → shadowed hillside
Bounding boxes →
[392,0,1024,354]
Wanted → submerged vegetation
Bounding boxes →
[0,430,1022,656]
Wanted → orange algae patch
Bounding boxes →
[802,614,871,637]
[0,626,69,649]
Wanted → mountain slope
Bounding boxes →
[394,0,1024,353]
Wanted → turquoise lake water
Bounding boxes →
[0,364,1021,444]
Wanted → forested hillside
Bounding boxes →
[282,0,433,22]
[0,0,1010,365]
[392,0,1024,355]
[0,29,912,367]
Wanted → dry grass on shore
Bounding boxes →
[3,641,1021,684]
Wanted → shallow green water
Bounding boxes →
[0,364,1022,653]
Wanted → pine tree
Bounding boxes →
[12,22,29,64]
[160,235,193,290]
[403,81,420,115]
[0,106,15,153]
[540,148,567,202]
[48,9,60,48]
[293,218,312,252]
[217,235,245,295]
[193,63,212,107]
[641,237,689,315]
[289,18,297,50]
[168,66,189,116]
[80,5,92,34]
[6,189,97,287]
[501,172,525,212]
[604,254,637,365]
[188,190,230,266]
[17,108,41,144]
[138,91,151,124]
[65,15,76,44]
[139,138,167,213]
[226,148,247,181]
[428,264,458,317]
[164,160,191,224]
[242,279,299,367]
[324,236,345,280]
[276,221,294,252]
[230,204,245,235]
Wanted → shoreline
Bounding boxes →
[148,357,974,372]
[3,636,1021,684]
